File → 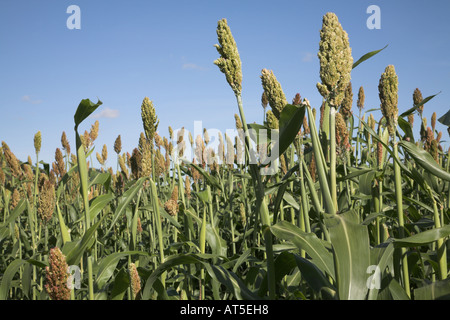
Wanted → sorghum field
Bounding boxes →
[1,13,450,301]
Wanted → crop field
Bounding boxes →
[1,12,450,301]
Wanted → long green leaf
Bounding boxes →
[95,251,149,289]
[352,45,388,69]
[325,213,371,300]
[414,278,450,300]
[270,221,335,280]
[400,140,450,182]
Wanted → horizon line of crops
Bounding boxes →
[1,12,450,300]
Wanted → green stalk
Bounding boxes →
[235,94,275,299]
[428,186,447,280]
[149,179,166,287]
[329,106,338,211]
[393,140,410,297]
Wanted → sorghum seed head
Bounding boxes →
[214,18,242,95]
[101,144,108,163]
[431,112,437,132]
[261,91,268,109]
[261,68,287,120]
[61,131,70,155]
[90,120,99,143]
[339,82,353,121]
[185,175,191,199]
[4,147,21,178]
[408,113,414,127]
[164,199,178,216]
[38,180,55,224]
[55,148,66,177]
[34,131,42,154]
[234,114,243,130]
[292,93,302,106]
[239,203,246,227]
[45,247,71,300]
[357,86,365,111]
[114,135,122,154]
[266,110,279,129]
[141,97,160,145]
[10,188,20,211]
[317,12,353,107]
[379,65,399,137]
[413,88,424,116]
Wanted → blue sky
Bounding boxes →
[1,0,450,169]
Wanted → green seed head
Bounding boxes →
[378,65,399,137]
[214,18,242,95]
[266,110,279,129]
[317,12,353,107]
[260,68,288,120]
[141,97,160,144]
[34,131,42,154]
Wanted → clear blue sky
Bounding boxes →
[1,0,450,169]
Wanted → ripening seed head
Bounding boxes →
[413,88,424,116]
[339,82,353,121]
[114,135,122,154]
[3,147,21,178]
[378,65,399,136]
[203,128,210,145]
[10,188,20,211]
[55,148,66,177]
[128,263,141,299]
[239,203,246,227]
[34,131,42,154]
[234,114,243,130]
[430,139,439,163]
[130,148,142,179]
[141,97,160,144]
[164,199,178,216]
[292,93,302,106]
[45,247,71,300]
[357,86,365,111]
[261,91,269,109]
[185,175,191,199]
[90,120,99,142]
[408,113,414,128]
[61,131,70,155]
[261,69,287,120]
[0,167,5,185]
[101,144,108,163]
[168,126,174,141]
[335,112,350,151]
[214,18,242,95]
[431,112,437,132]
[38,180,55,224]
[96,152,104,166]
[317,12,353,107]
